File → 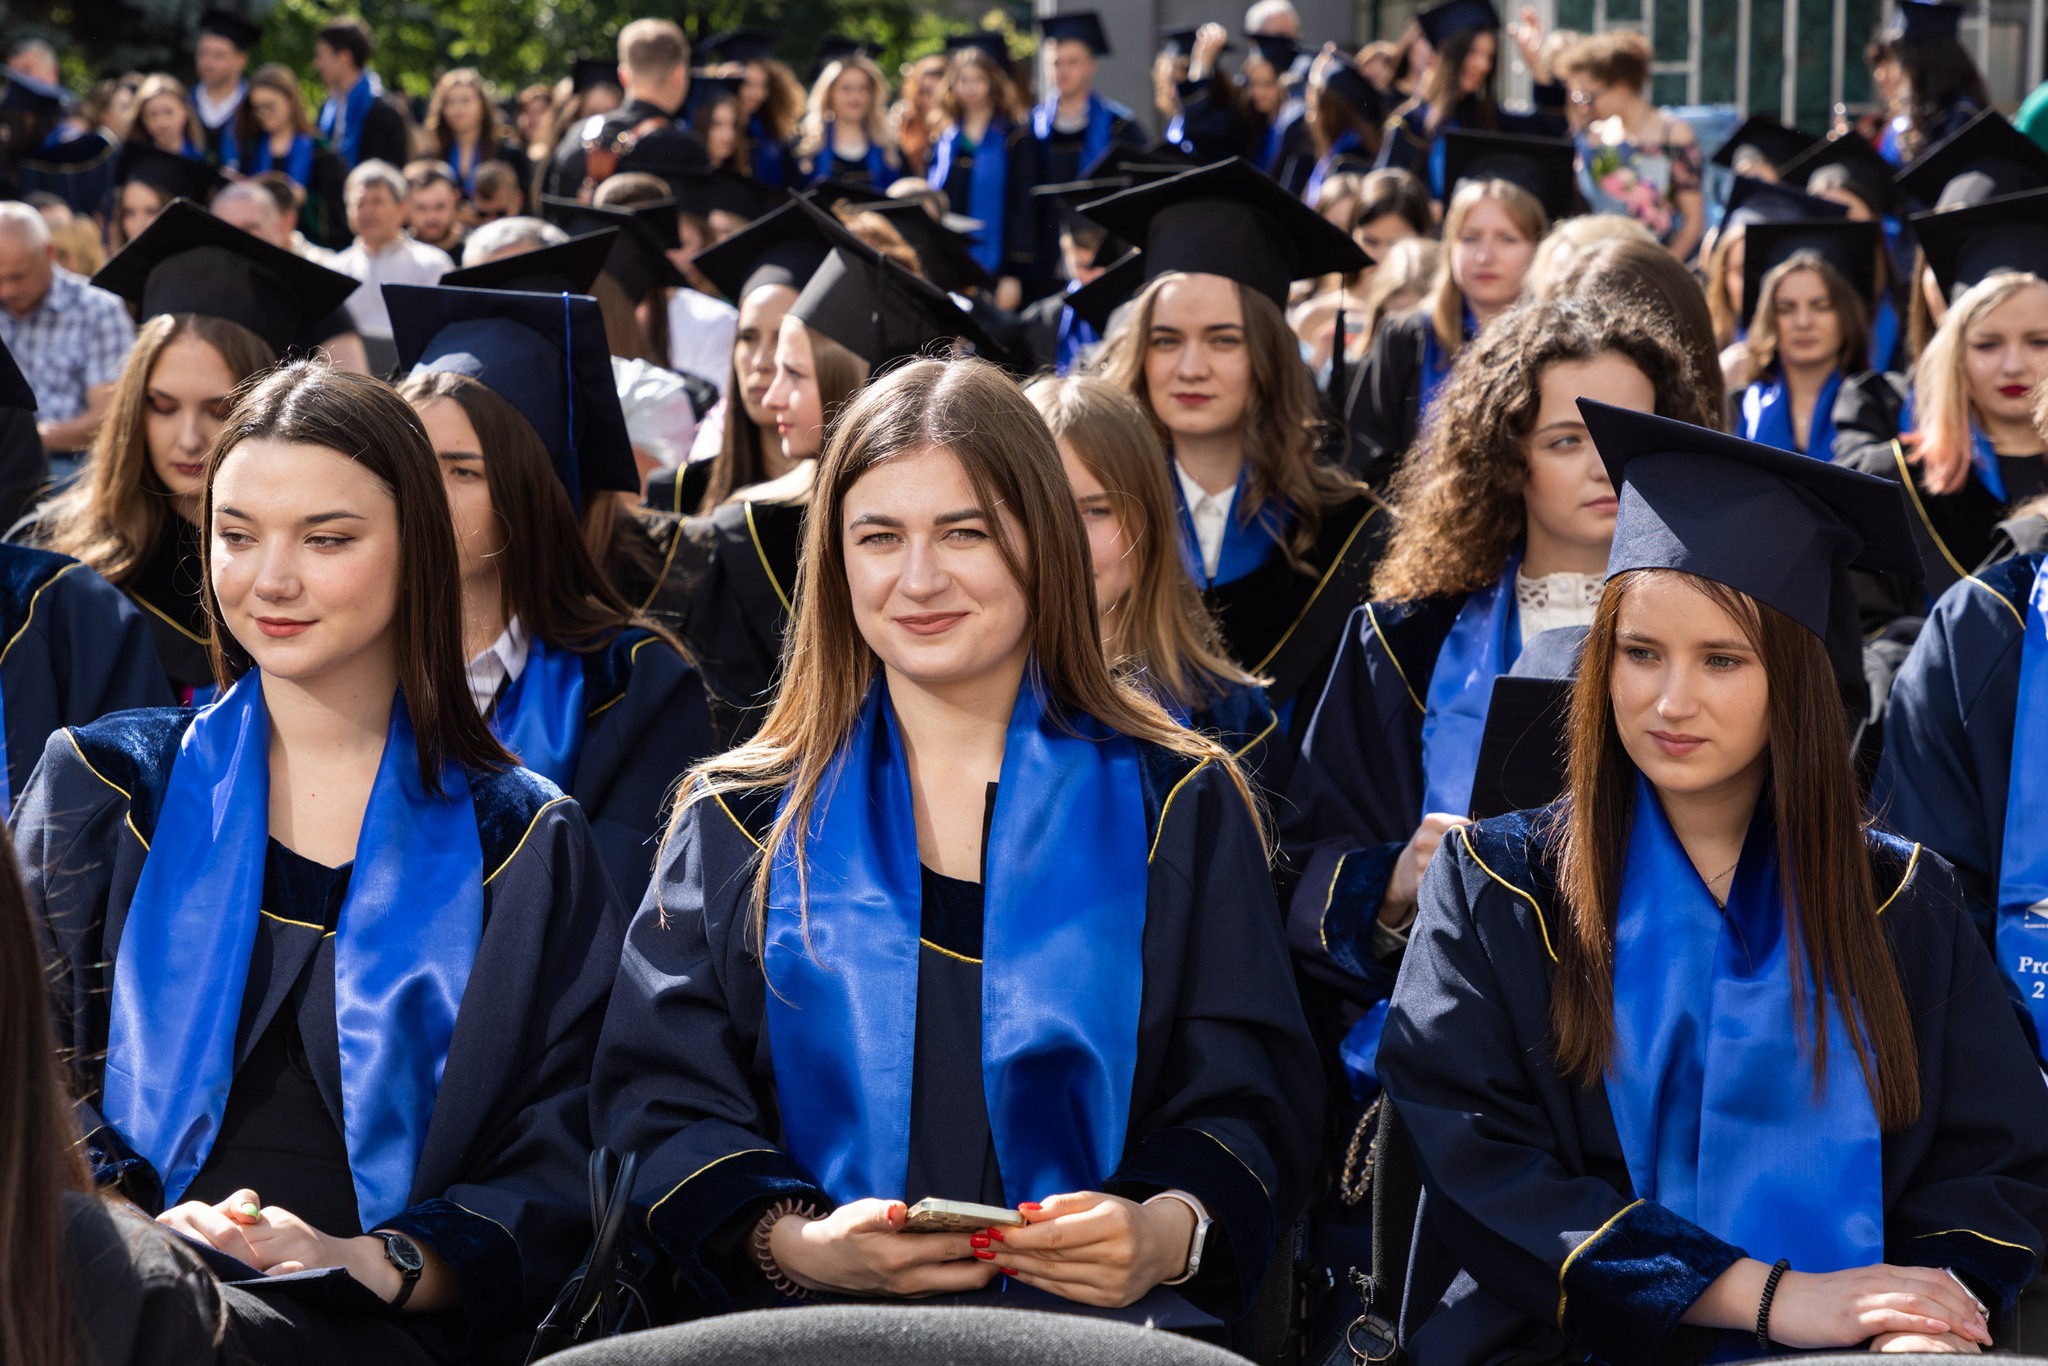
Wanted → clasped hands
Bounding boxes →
[157,1187,411,1304]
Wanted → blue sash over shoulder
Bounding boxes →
[1997,559,2048,1059]
[491,636,587,788]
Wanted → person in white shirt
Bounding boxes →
[192,10,257,160]
[331,161,449,361]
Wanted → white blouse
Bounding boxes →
[1515,570,1604,647]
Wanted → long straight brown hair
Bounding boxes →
[1549,569,1920,1128]
[201,363,513,791]
[674,357,1259,946]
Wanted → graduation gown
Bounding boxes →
[1029,97,1144,295]
[1377,807,2048,1366]
[1374,94,1569,199]
[591,744,1323,1325]
[665,496,803,747]
[21,711,625,1365]
[0,544,170,799]
[928,120,1039,285]
[119,513,215,701]
[1171,76,1261,164]
[1344,310,1434,489]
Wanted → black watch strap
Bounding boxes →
[379,1231,424,1308]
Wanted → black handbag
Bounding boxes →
[525,1149,653,1362]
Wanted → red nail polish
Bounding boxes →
[989,1229,1005,1242]
[1019,1202,1042,1212]
[970,1234,991,1249]
[974,1249,996,1261]
[1000,1266,1014,1277]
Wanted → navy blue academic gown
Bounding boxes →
[591,744,1323,1326]
[1377,807,2048,1366]
[1875,551,2042,944]
[1186,677,1295,813]
[19,712,626,1365]
[665,496,802,747]
[0,543,169,798]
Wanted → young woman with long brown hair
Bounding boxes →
[1375,402,2048,1362]
[795,54,898,190]
[593,356,1319,1343]
[423,68,532,204]
[19,363,624,1366]
[1373,0,1566,200]
[1733,244,1871,458]
[924,43,1036,312]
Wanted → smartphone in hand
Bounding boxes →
[900,1198,1029,1233]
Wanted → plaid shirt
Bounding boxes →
[0,266,136,423]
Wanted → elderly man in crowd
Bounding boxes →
[329,159,449,371]
[0,200,134,484]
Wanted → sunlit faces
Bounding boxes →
[209,438,403,682]
[952,61,992,113]
[139,92,188,151]
[1963,281,2048,431]
[830,67,875,123]
[735,283,797,427]
[1057,442,1137,621]
[120,181,169,247]
[841,444,1032,691]
[145,333,242,520]
[738,62,769,115]
[1458,31,1497,95]
[1143,273,1252,442]
[1520,353,1648,564]
[764,314,828,460]
[1450,196,1536,315]
[409,179,461,245]
[248,84,295,135]
[439,79,484,136]
[1722,228,1747,322]
[1608,572,1771,802]
[1768,266,1842,369]
[414,397,504,586]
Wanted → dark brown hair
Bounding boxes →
[1549,570,1920,1128]
[1417,27,1498,135]
[202,363,512,788]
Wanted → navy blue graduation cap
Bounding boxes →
[1159,27,1236,59]
[571,57,621,94]
[1739,218,1882,328]
[387,283,638,507]
[1417,0,1501,45]
[1443,129,1580,221]
[1708,115,1821,173]
[442,228,618,295]
[1897,107,2048,210]
[92,199,358,352]
[1891,0,1964,41]
[198,9,261,50]
[700,27,780,65]
[668,166,790,224]
[540,195,688,298]
[946,31,1015,69]
[790,245,999,368]
[693,194,859,303]
[1320,60,1384,124]
[1779,132,1900,216]
[1039,12,1111,55]
[1077,157,1370,305]
[0,70,66,117]
[1721,175,1849,231]
[858,198,996,294]
[1249,34,1303,71]
[116,146,224,204]
[1067,249,1144,331]
[1912,188,2048,301]
[1080,141,1196,181]
[0,336,37,414]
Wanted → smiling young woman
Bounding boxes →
[593,356,1320,1346]
[1373,402,2048,1363]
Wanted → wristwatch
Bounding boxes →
[377,1231,425,1308]
[1145,1191,1214,1286]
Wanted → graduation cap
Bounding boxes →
[1038,12,1111,55]
[1708,115,1821,173]
[667,166,790,224]
[1890,0,1964,41]
[1897,107,2048,210]
[1158,26,1236,59]
[1067,249,1144,332]
[198,9,261,50]
[0,336,38,414]
[1249,34,1303,71]
[1033,176,1133,254]
[92,199,358,352]
[442,228,618,295]
[1079,141,1198,182]
[116,146,224,204]
[1779,132,1900,216]
[0,70,66,118]
[1912,188,2048,301]
[1319,60,1384,124]
[387,283,637,507]
[945,31,1015,69]
[858,198,997,294]
[571,57,621,94]
[1443,129,1579,221]
[803,177,890,211]
[1416,0,1502,45]
[1739,218,1882,330]
[790,246,999,368]
[1466,674,1574,821]
[693,194,860,303]
[1078,158,1370,305]
[540,196,688,297]
[813,35,879,69]
[1582,398,1921,657]
[699,27,780,65]
[1721,175,1849,232]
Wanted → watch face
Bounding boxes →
[386,1234,425,1274]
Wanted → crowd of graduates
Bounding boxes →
[2,1,2048,1364]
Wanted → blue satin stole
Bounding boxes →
[763,673,1148,1206]
[490,635,587,789]
[1739,369,1843,460]
[1305,127,1362,205]
[1168,460,1285,590]
[809,123,891,189]
[1417,306,1475,433]
[250,133,316,187]
[101,673,484,1230]
[1418,557,1520,819]
[1997,559,2048,1060]
[1899,390,2006,500]
[928,121,1009,273]
[1053,278,1097,375]
[1870,290,1900,371]
[1606,778,1884,1286]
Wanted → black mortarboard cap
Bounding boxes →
[1912,188,2048,301]
[1079,144,1197,184]
[803,177,890,211]
[198,9,261,50]
[1443,129,1580,221]
[387,283,637,506]
[1721,175,1849,231]
[540,195,688,297]
[1584,398,1922,642]
[685,75,741,118]
[667,166,790,223]
[1077,158,1370,304]
[1897,107,2048,209]
[1038,13,1111,55]
[790,246,999,368]
[1739,218,1882,329]
[1067,249,1144,331]
[813,35,879,68]
[0,336,37,414]
[1779,132,1900,215]
[946,31,1014,69]
[1708,115,1821,172]
[857,198,997,294]
[1466,673,1574,821]
[116,146,224,203]
[1250,34,1303,70]
[700,27,780,65]
[1320,60,1384,124]
[1890,0,1964,41]
[1417,0,1502,45]
[1158,27,1236,59]
[693,194,863,303]
[442,228,618,295]
[0,71,65,117]
[571,57,621,93]
[92,199,357,352]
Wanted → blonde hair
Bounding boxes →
[130,73,204,151]
[1705,223,1745,348]
[1911,272,2048,494]
[1430,178,1548,356]
[1025,375,1260,711]
[1527,212,1653,299]
[797,56,895,161]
